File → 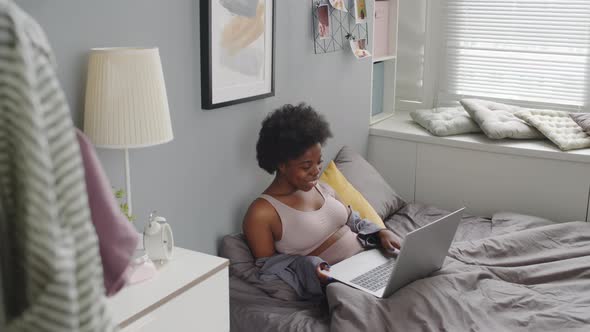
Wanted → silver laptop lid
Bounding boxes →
[381,207,465,298]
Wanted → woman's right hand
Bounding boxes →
[316,262,333,284]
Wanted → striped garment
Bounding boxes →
[0,1,115,331]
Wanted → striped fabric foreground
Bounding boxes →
[0,1,115,331]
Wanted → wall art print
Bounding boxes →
[201,0,275,109]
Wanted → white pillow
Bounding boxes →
[515,110,590,151]
[460,99,543,139]
[410,107,482,136]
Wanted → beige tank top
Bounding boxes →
[259,183,363,265]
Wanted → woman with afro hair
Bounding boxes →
[243,104,401,285]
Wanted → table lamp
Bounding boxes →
[84,47,173,216]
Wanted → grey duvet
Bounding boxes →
[225,204,590,332]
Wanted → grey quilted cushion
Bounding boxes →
[410,107,482,136]
[333,146,406,219]
[515,110,590,151]
[570,113,590,135]
[460,98,543,139]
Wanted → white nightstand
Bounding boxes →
[107,247,229,332]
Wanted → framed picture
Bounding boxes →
[200,0,275,109]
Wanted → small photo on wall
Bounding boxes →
[350,38,371,59]
[358,38,367,50]
[317,4,330,40]
[329,0,348,12]
[354,0,367,24]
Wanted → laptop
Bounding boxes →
[328,207,465,298]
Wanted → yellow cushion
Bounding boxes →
[320,161,385,228]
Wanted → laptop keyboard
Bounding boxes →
[350,260,395,292]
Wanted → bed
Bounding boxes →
[222,147,590,332]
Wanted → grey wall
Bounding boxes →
[16,0,373,254]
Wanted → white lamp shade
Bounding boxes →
[84,47,173,148]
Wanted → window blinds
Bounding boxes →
[438,0,590,111]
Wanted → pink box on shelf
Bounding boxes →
[373,1,391,58]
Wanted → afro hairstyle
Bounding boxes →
[256,103,332,174]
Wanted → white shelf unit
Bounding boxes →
[370,0,399,125]
[372,55,397,63]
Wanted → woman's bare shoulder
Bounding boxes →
[243,197,279,228]
[242,198,281,257]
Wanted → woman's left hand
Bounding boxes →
[378,229,401,250]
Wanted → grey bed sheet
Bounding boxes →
[226,203,590,332]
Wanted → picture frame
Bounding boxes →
[200,0,275,110]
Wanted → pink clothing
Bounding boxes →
[259,183,363,265]
[76,129,139,296]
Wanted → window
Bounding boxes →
[395,0,429,110]
[437,0,590,112]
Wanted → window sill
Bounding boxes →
[369,111,590,164]
[370,112,395,125]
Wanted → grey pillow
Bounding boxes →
[333,146,406,219]
[219,234,299,301]
[570,113,590,135]
[460,98,543,139]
